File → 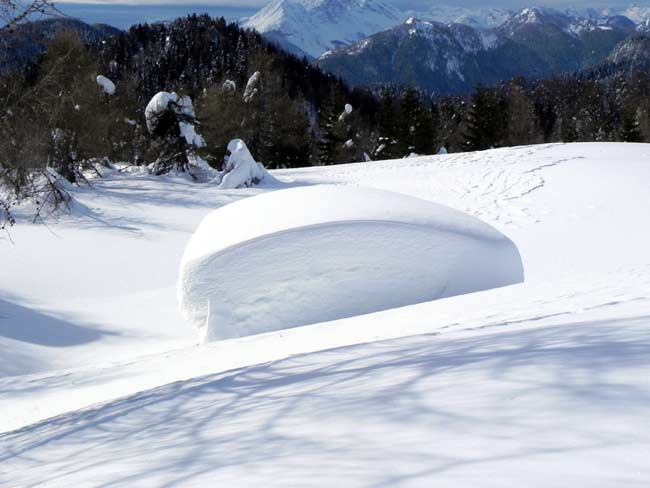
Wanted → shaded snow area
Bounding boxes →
[2,143,650,487]
[179,185,523,341]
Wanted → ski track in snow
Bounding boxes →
[1,142,650,486]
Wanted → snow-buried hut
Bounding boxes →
[178,185,524,341]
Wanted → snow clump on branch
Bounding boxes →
[96,75,115,96]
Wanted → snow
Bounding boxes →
[1,142,650,486]
[178,185,523,341]
[96,75,115,96]
[221,79,236,92]
[144,91,178,132]
[338,103,353,121]
[243,71,260,103]
[218,139,274,189]
[178,121,205,148]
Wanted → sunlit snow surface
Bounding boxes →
[1,143,650,487]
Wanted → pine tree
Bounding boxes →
[619,112,643,142]
[506,80,542,146]
[463,86,508,151]
[317,88,346,165]
[401,87,436,155]
[374,86,403,159]
[146,93,205,175]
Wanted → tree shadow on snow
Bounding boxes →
[1,313,649,486]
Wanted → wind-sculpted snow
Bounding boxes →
[178,185,523,341]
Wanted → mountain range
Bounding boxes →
[315,5,648,93]
[4,2,650,95]
[244,1,650,58]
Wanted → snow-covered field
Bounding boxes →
[1,143,649,486]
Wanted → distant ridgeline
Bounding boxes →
[0,13,649,189]
[0,18,121,73]
[318,9,648,95]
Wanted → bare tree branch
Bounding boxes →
[0,0,60,32]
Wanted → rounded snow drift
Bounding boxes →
[178,185,524,341]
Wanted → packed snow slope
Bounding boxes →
[178,185,523,340]
[1,143,650,486]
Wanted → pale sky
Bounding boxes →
[52,0,645,8]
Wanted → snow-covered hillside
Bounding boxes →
[1,143,650,486]
[243,0,402,58]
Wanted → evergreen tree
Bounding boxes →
[619,112,643,142]
[146,93,205,175]
[401,87,436,155]
[506,80,542,146]
[317,87,346,165]
[463,86,508,151]
[374,86,403,159]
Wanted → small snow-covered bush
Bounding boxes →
[218,139,274,189]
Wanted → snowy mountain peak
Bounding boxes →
[410,5,512,30]
[621,3,650,23]
[243,0,402,58]
[498,5,638,38]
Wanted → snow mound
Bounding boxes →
[218,139,274,189]
[178,185,524,341]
